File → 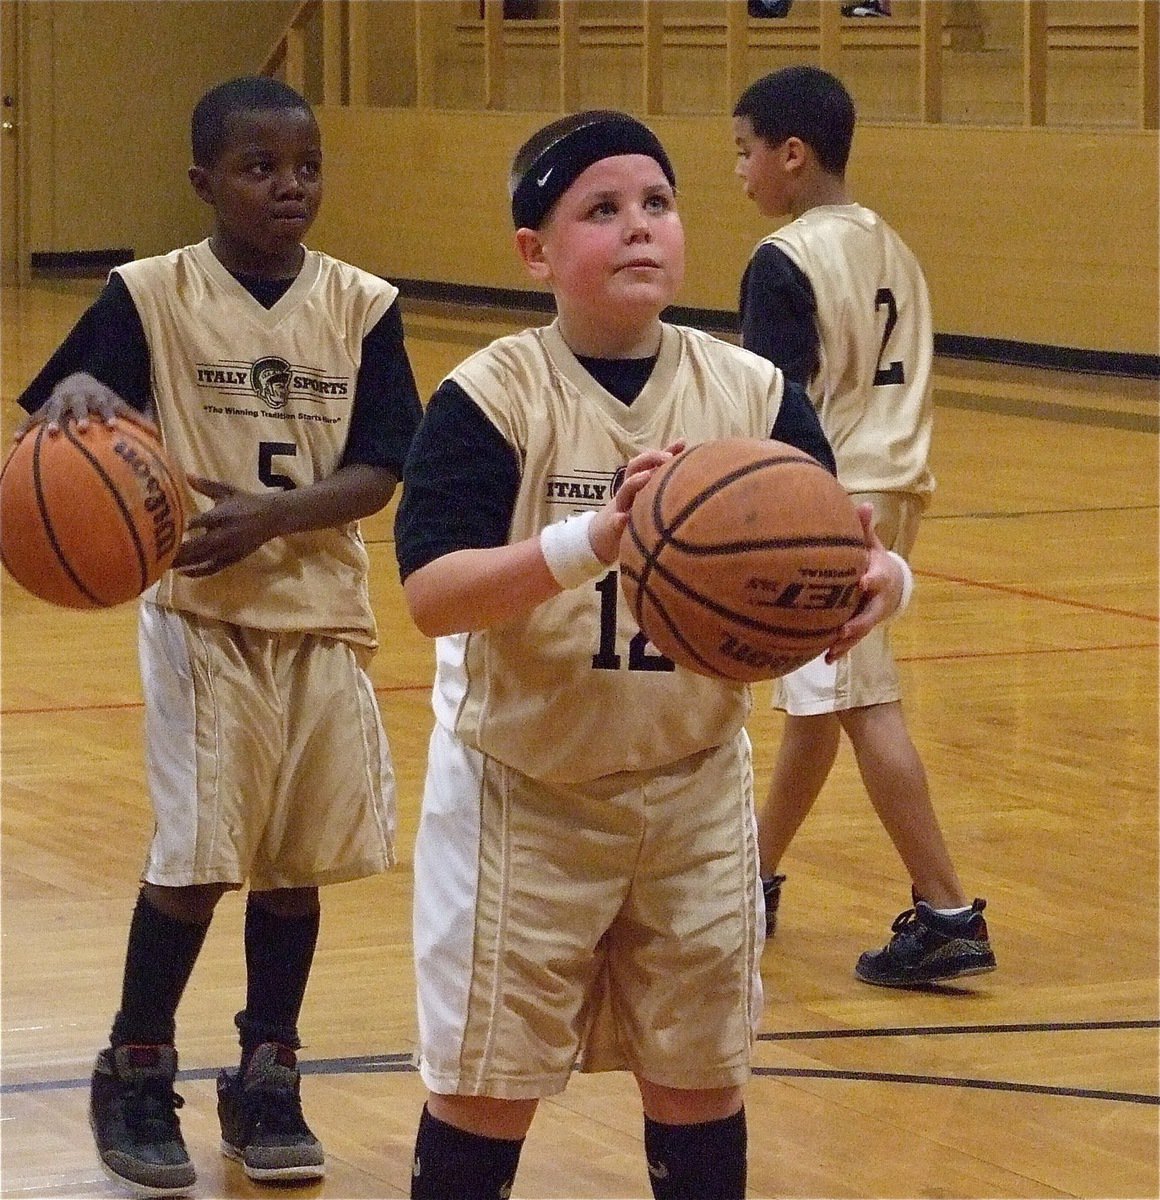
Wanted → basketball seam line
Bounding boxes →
[627,448,859,639]
[622,561,852,641]
[64,423,152,596]
[649,448,827,544]
[653,534,866,556]
[30,424,108,606]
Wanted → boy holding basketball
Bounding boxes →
[731,66,996,984]
[15,77,421,1195]
[392,109,911,1200]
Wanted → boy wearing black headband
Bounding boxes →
[394,109,911,1200]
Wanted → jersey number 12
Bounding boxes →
[591,572,675,672]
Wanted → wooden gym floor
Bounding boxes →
[1,278,1157,1199]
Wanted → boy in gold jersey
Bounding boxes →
[732,66,996,986]
[394,110,911,1200]
[15,77,421,1195]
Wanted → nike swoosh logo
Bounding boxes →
[537,167,554,187]
[412,1155,421,1178]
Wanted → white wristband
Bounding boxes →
[886,550,914,617]
[540,510,607,589]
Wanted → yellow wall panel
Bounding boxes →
[23,0,301,260]
[313,108,1157,355]
[16,1,1156,355]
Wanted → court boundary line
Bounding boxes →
[750,1066,1158,1105]
[912,568,1159,622]
[758,1017,1159,1039]
[395,283,1160,381]
[5,1025,1156,1107]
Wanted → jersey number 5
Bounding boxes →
[873,287,905,386]
[259,441,297,490]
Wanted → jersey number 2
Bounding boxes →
[873,287,905,386]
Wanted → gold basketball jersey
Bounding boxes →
[436,320,785,783]
[764,204,935,501]
[117,240,397,648]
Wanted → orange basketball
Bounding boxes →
[0,416,186,609]
[619,438,868,682]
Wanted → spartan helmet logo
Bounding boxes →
[250,356,293,410]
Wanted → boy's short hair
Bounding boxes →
[733,66,856,175]
[191,76,314,167]
[509,110,676,231]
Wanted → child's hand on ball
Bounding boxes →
[589,441,685,564]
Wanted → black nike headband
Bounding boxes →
[509,111,677,231]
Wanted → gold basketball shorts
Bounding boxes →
[773,491,923,716]
[138,602,396,890]
[412,723,764,1100]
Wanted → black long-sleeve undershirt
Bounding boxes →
[17,271,421,475]
[394,356,835,582]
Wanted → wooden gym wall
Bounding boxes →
[310,106,1157,358]
[12,1,301,268]
[10,0,1159,359]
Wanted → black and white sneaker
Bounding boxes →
[761,873,787,938]
[89,1044,195,1198]
[217,1042,325,1181]
[855,898,997,987]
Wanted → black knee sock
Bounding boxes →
[410,1104,524,1200]
[109,890,211,1047]
[644,1108,747,1200]
[236,895,320,1061]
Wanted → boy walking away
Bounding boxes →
[394,109,912,1200]
[15,76,422,1195]
[732,66,996,987]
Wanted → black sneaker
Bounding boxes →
[89,1045,195,1198]
[762,874,787,938]
[855,898,997,987]
[217,1042,325,1181]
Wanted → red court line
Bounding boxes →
[0,681,432,718]
[3,639,1156,717]
[916,568,1158,623]
[899,640,1157,665]
[2,575,1154,716]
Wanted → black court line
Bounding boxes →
[401,305,1157,429]
[758,1017,1159,1040]
[934,388,1158,432]
[751,1066,1158,1106]
[398,283,1160,381]
[753,1019,1160,1105]
[6,1022,1157,1106]
[0,1053,416,1094]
